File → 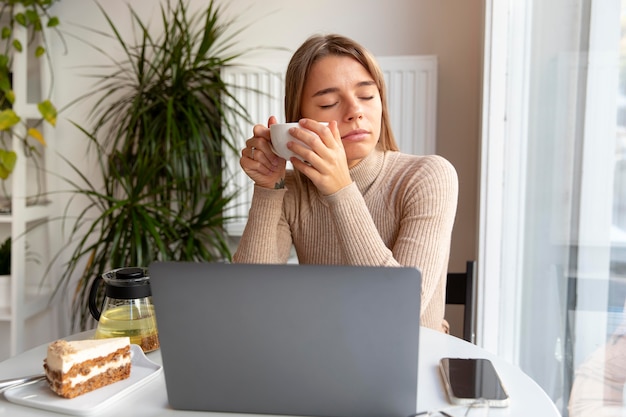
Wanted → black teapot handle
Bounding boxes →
[88,275,103,321]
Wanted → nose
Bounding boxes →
[344,98,363,121]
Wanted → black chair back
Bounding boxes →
[446,260,477,343]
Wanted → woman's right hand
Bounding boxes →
[240,116,287,189]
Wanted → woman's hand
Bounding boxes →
[289,119,352,195]
[240,116,287,189]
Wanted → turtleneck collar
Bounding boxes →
[349,148,386,195]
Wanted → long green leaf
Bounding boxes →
[53,0,264,330]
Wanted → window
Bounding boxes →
[481,1,626,416]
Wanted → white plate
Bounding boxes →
[4,344,162,416]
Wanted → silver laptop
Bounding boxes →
[149,261,421,417]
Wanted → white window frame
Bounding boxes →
[479,0,621,367]
[478,0,533,360]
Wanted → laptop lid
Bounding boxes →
[149,262,421,417]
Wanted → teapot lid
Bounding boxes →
[103,267,151,299]
[115,267,146,281]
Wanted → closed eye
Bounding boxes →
[320,102,338,109]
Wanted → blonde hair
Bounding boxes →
[284,34,398,151]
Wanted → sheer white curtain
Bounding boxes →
[480,1,624,416]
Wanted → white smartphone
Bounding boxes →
[439,357,510,407]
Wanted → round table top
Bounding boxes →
[0,327,561,417]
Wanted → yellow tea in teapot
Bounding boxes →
[94,304,160,352]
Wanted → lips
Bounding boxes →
[341,129,369,141]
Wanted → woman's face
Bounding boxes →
[300,55,382,168]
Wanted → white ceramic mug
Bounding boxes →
[269,122,328,161]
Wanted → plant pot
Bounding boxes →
[0,275,9,308]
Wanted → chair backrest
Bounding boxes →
[445,260,477,343]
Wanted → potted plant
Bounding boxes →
[0,0,60,179]
[54,0,254,330]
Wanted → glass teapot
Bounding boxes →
[89,267,160,352]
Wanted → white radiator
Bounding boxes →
[222,55,437,236]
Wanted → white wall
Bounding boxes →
[47,0,483,333]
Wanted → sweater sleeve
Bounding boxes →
[232,185,293,264]
[324,155,459,329]
[393,156,458,325]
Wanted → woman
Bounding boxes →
[233,34,458,332]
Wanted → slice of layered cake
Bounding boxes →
[43,337,131,398]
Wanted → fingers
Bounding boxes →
[287,119,351,195]
[292,119,339,149]
[239,143,286,189]
[245,140,282,167]
[241,141,276,169]
[241,145,258,162]
[238,117,287,189]
[286,119,339,162]
[247,118,282,166]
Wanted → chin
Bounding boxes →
[345,149,375,167]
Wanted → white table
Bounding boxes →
[0,327,561,416]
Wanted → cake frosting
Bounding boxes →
[43,337,131,398]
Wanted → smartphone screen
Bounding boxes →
[439,358,509,407]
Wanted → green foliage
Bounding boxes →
[0,0,61,178]
[55,0,252,330]
[0,147,16,179]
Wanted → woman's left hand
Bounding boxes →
[288,119,352,195]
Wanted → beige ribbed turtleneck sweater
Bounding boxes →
[233,148,458,331]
